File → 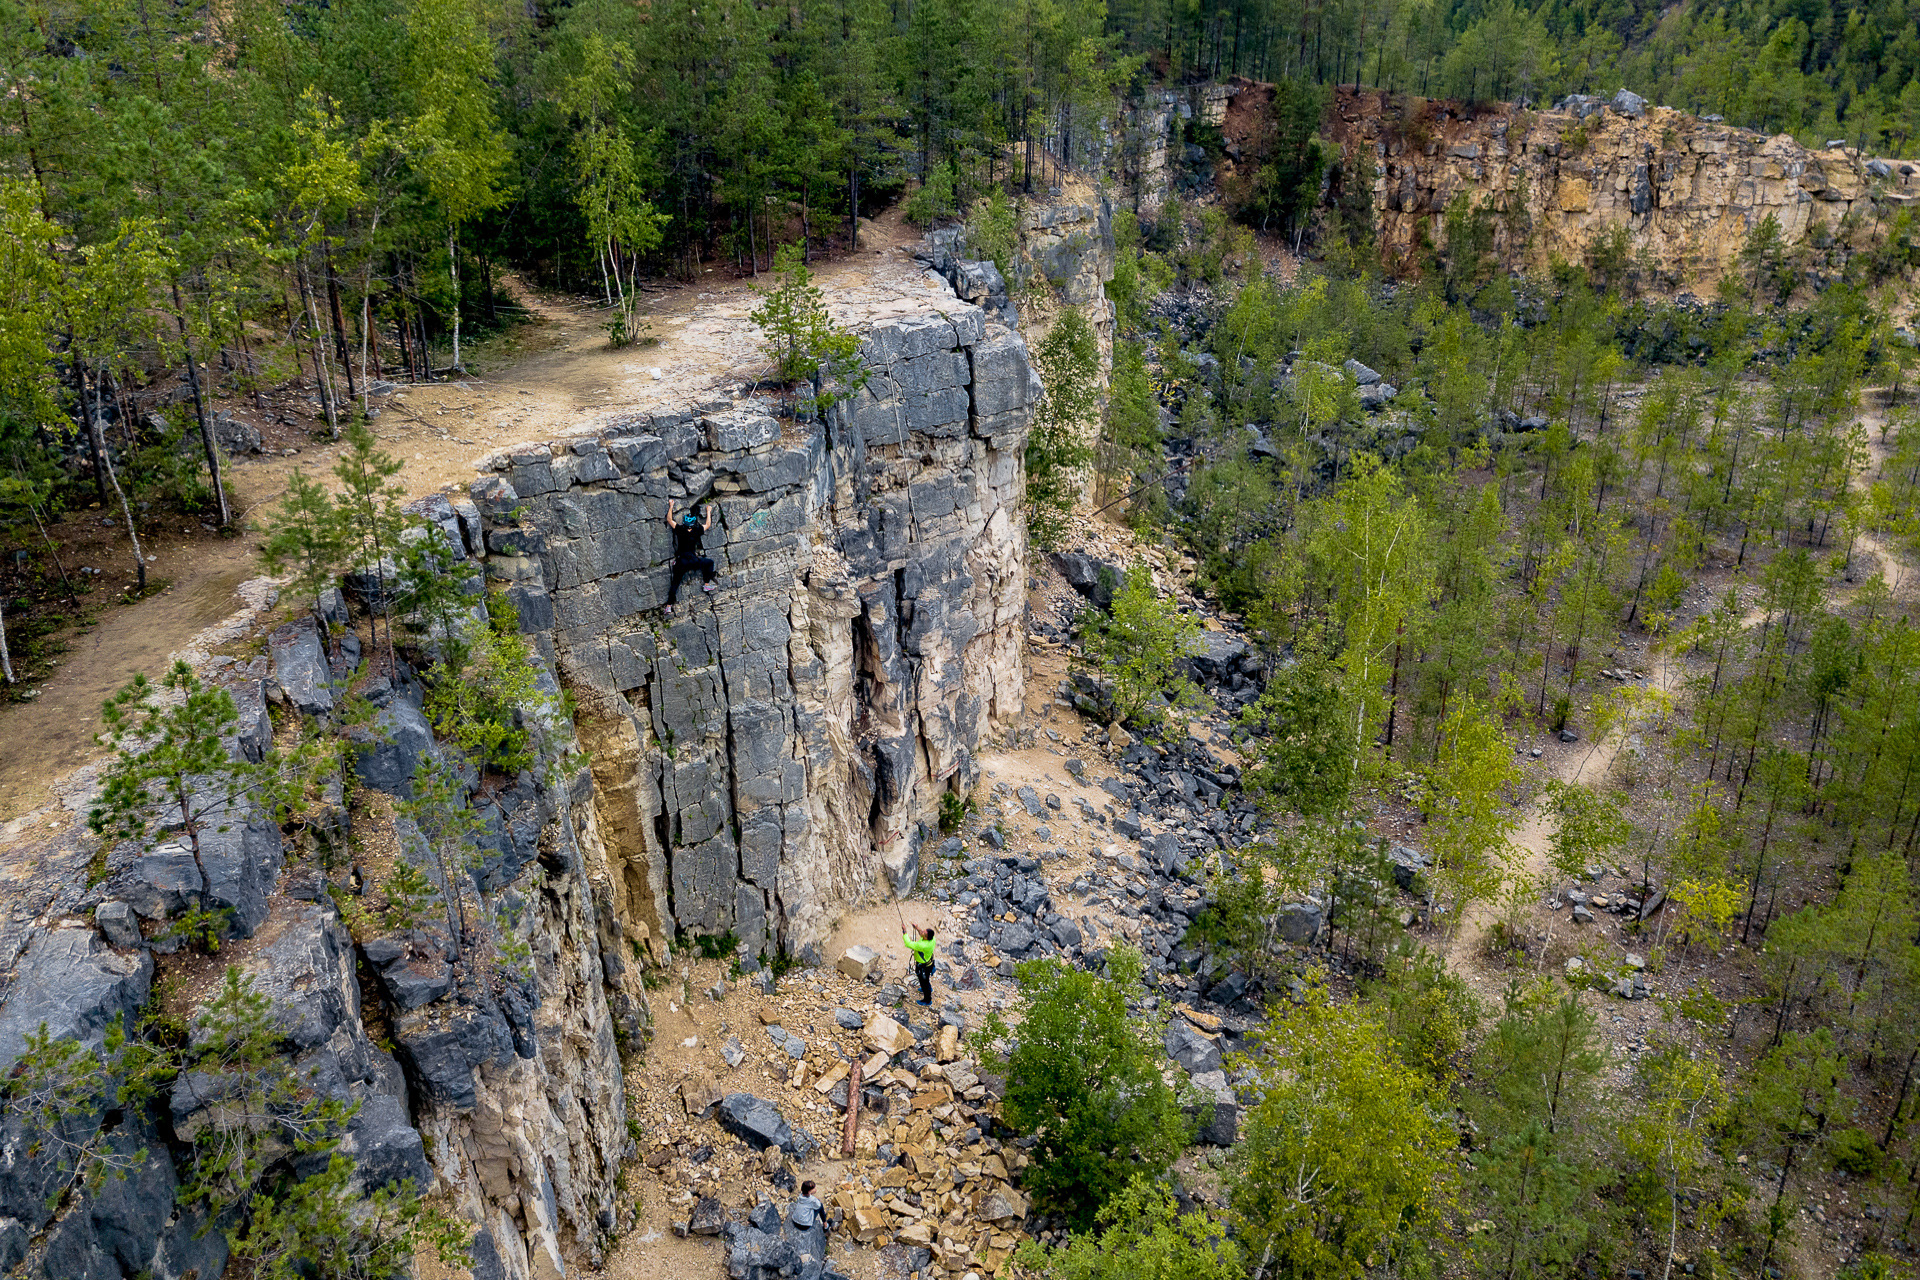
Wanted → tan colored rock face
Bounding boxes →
[1322,85,1920,298]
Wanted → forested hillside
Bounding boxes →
[1116,0,1920,152]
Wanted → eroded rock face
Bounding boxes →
[483,296,1032,961]
[1327,85,1920,290]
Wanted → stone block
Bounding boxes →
[863,1014,914,1056]
[838,946,879,980]
[270,618,333,716]
[706,410,780,453]
[94,901,142,949]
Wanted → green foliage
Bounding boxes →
[232,1156,467,1280]
[162,905,236,955]
[1229,982,1456,1279]
[90,662,310,925]
[937,788,975,834]
[1541,780,1633,881]
[1010,1177,1243,1280]
[750,244,868,415]
[964,187,1018,280]
[1078,564,1204,737]
[2,1021,159,1207]
[1361,942,1481,1082]
[904,163,957,229]
[422,596,558,777]
[1420,694,1522,921]
[1827,1126,1884,1177]
[1222,78,1327,243]
[1240,644,1354,817]
[1026,308,1100,549]
[259,470,350,612]
[179,967,358,1222]
[980,948,1189,1226]
[381,858,440,937]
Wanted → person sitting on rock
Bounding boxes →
[903,922,937,1006]
[789,1180,824,1231]
[664,498,717,615]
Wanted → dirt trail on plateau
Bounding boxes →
[0,213,931,825]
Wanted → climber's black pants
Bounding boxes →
[667,556,715,604]
[916,960,934,1004]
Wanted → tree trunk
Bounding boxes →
[324,246,357,403]
[169,280,231,527]
[447,225,464,371]
[85,365,146,594]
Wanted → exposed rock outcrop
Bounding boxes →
[1325,85,1920,294]
[483,290,1034,963]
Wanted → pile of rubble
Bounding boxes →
[633,954,1043,1280]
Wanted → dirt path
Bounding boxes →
[0,212,934,825]
[1443,644,1680,995]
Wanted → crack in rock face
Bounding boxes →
[491,285,1034,965]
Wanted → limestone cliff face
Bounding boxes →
[1327,86,1920,291]
[472,285,1034,964]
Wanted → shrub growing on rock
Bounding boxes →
[1079,563,1203,738]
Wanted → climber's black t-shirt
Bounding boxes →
[672,520,705,562]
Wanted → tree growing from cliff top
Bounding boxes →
[332,421,415,669]
[259,469,350,618]
[980,947,1189,1226]
[750,243,867,416]
[177,967,358,1221]
[89,661,309,894]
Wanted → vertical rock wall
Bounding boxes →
[1326,85,1920,292]
[473,287,1035,962]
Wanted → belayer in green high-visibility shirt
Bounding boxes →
[902,922,937,1006]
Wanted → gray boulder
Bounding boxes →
[1051,551,1126,609]
[1188,630,1250,685]
[94,901,142,949]
[1185,1069,1241,1146]
[718,1093,797,1154]
[1343,358,1382,386]
[1274,901,1322,946]
[0,928,153,1070]
[350,697,435,797]
[270,618,333,716]
[1164,1021,1223,1075]
[1611,88,1647,117]
[1359,382,1398,411]
[1387,845,1429,892]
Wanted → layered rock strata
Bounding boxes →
[476,289,1034,963]
[1326,85,1920,292]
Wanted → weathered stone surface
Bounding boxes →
[1186,1069,1241,1146]
[350,695,436,797]
[1164,1021,1223,1075]
[1344,85,1912,292]
[94,900,142,949]
[837,945,878,980]
[270,617,333,715]
[717,1093,797,1153]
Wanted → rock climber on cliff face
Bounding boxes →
[664,498,717,616]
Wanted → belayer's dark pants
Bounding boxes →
[916,960,934,1003]
[667,556,715,604]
